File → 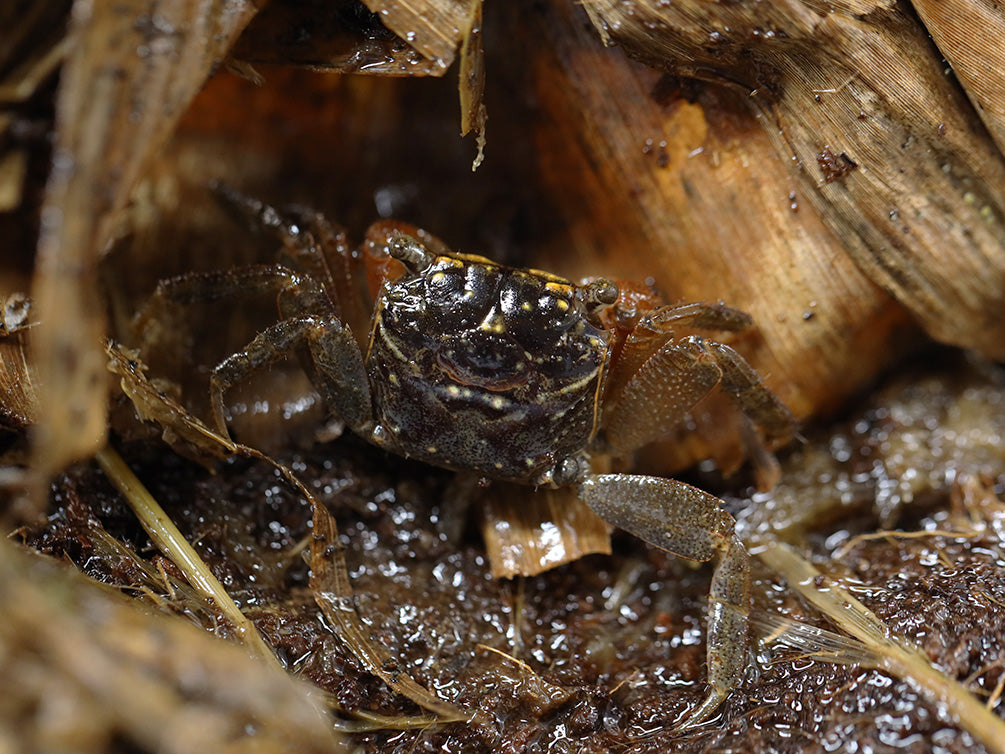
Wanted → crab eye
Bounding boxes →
[387,235,432,272]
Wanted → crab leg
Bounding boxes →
[213,184,370,343]
[206,313,371,440]
[579,473,749,728]
[602,336,724,456]
[706,341,794,445]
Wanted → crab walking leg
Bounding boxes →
[706,341,795,445]
[213,184,369,341]
[579,474,750,727]
[601,336,723,456]
[209,314,371,439]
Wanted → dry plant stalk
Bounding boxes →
[0,540,344,754]
[30,0,259,487]
[94,444,279,666]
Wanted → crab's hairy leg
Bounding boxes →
[603,302,752,420]
[209,314,371,439]
[579,474,749,728]
[601,336,723,456]
[133,265,324,359]
[213,184,370,346]
[707,341,795,445]
[138,264,328,321]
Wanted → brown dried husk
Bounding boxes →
[581,0,1005,362]
[912,0,1005,156]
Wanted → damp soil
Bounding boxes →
[17,355,1005,753]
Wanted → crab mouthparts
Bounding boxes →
[434,341,529,392]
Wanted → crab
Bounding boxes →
[138,186,795,727]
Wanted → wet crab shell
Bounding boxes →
[365,251,611,486]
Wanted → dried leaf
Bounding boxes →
[0,295,39,431]
[106,341,236,463]
[30,0,259,483]
[481,484,612,578]
[231,1,445,76]
[582,0,1005,360]
[912,0,1005,157]
[361,0,471,72]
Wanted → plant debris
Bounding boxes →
[13,354,1005,751]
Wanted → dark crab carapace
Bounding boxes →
[138,187,795,727]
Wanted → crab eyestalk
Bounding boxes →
[387,234,433,273]
[580,279,619,322]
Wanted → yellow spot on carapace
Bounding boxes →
[544,281,574,297]
[448,251,496,267]
[527,267,570,284]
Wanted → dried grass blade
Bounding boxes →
[760,541,1005,754]
[94,444,280,668]
[31,0,259,487]
[458,0,486,170]
[309,497,469,722]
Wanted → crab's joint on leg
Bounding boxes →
[208,312,372,441]
[706,341,795,443]
[578,474,750,728]
[649,301,753,332]
[209,315,327,437]
[307,316,372,433]
[684,531,750,729]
